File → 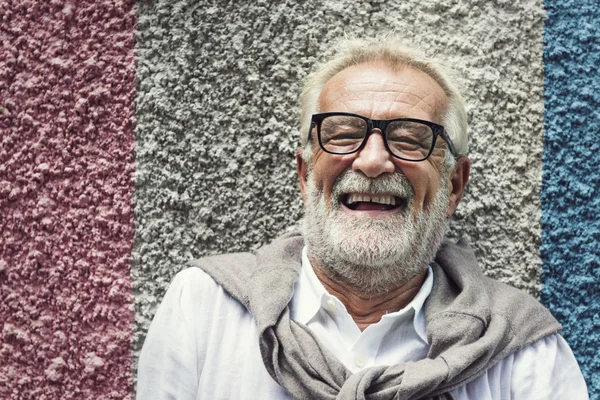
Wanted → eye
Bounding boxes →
[387,137,425,150]
[328,129,365,141]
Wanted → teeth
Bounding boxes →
[347,194,397,205]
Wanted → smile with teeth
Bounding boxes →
[342,193,405,211]
[347,193,396,205]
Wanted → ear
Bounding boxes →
[446,156,470,218]
[296,148,309,204]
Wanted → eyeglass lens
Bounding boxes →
[318,115,435,160]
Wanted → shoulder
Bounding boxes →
[451,333,589,400]
[162,267,236,313]
[161,267,253,331]
[188,251,258,274]
[505,333,588,399]
[433,240,561,341]
[481,275,546,312]
[186,251,257,308]
[170,267,223,297]
[481,275,562,347]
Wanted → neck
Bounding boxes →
[311,258,427,331]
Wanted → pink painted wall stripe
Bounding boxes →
[0,1,136,398]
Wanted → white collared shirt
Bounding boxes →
[136,247,589,399]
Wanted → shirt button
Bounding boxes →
[326,299,338,310]
[355,355,366,368]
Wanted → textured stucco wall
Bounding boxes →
[540,0,600,396]
[0,0,136,398]
[2,0,598,397]
[133,0,548,362]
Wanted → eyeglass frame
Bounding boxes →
[308,112,457,162]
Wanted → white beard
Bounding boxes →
[302,169,450,295]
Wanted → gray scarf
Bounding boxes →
[189,231,560,400]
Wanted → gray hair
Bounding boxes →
[299,35,468,165]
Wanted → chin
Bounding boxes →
[330,223,413,267]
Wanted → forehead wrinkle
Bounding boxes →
[337,93,440,120]
[322,80,411,107]
[319,68,448,121]
[352,83,442,116]
[395,80,445,115]
[393,91,438,115]
[339,79,440,102]
[320,82,405,109]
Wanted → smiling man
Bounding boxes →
[136,36,588,399]
[299,60,467,305]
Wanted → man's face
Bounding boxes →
[298,61,463,292]
[307,60,450,217]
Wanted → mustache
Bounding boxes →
[331,170,415,201]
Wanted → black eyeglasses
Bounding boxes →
[309,112,457,162]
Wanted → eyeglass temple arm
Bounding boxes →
[441,130,458,157]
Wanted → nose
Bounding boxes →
[352,130,396,178]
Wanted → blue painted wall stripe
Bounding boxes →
[541,0,600,396]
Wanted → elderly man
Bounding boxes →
[136,37,588,399]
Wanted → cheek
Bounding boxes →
[400,165,442,211]
[421,176,445,211]
[312,153,354,197]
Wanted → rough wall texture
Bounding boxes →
[2,0,597,397]
[540,0,600,396]
[0,0,136,398]
[133,0,547,361]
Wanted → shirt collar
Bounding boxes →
[289,246,329,324]
[290,246,433,344]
